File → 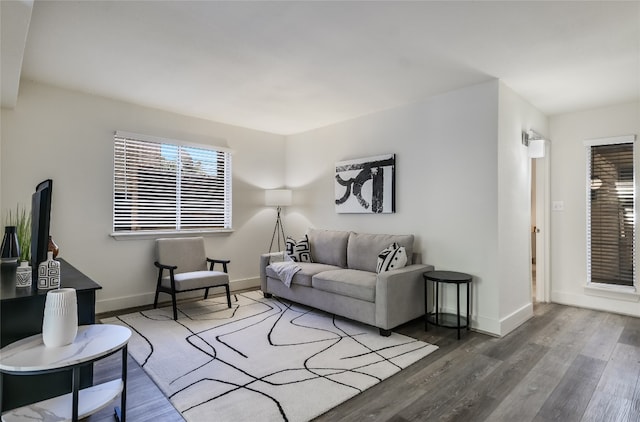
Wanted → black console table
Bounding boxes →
[0,258,102,411]
[423,270,472,340]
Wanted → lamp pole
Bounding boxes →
[269,205,286,253]
[265,189,292,253]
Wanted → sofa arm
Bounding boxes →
[260,252,285,293]
[375,263,434,330]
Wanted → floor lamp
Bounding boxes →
[265,189,292,253]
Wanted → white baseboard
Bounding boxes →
[499,303,534,337]
[96,277,261,314]
[437,305,503,337]
[552,289,640,318]
[472,313,501,337]
[442,302,532,338]
[231,277,261,292]
[96,292,155,314]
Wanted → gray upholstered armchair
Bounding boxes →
[154,237,231,320]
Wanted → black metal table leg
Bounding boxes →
[467,282,470,332]
[114,345,128,422]
[72,367,80,421]
[435,281,439,326]
[121,345,127,422]
[424,276,429,331]
[456,283,461,340]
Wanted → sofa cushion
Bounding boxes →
[311,269,376,302]
[267,262,341,287]
[307,228,350,267]
[347,232,414,273]
[162,270,228,291]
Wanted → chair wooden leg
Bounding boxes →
[154,271,162,309]
[171,292,178,320]
[225,285,231,308]
[204,287,210,299]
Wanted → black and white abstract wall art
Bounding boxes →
[335,153,396,214]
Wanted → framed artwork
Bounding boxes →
[335,153,395,213]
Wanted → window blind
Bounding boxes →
[113,133,232,232]
[587,141,635,286]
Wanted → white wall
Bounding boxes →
[0,110,3,214]
[1,81,286,313]
[496,83,549,334]
[549,101,640,316]
[285,80,508,335]
[284,80,550,336]
[1,78,553,336]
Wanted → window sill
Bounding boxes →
[584,283,640,302]
[110,229,234,241]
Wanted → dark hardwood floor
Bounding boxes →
[90,299,640,422]
[86,353,184,422]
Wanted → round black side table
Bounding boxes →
[423,270,472,339]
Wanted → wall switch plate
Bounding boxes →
[552,201,564,211]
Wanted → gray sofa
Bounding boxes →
[259,228,432,336]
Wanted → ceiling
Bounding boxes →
[2,1,639,135]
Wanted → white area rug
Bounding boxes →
[103,291,437,421]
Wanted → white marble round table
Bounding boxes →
[0,324,131,422]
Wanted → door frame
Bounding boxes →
[533,143,551,302]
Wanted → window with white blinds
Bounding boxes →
[113,132,232,233]
[586,135,636,287]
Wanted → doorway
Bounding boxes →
[531,159,537,301]
[531,147,550,303]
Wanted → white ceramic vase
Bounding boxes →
[16,261,32,288]
[42,288,78,347]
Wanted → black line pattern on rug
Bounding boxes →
[119,291,433,422]
[115,314,154,367]
[283,308,385,392]
[213,298,286,358]
[175,295,402,415]
[178,298,242,321]
[167,296,297,419]
[171,296,281,385]
[179,377,288,421]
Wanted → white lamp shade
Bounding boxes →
[528,139,546,158]
[265,189,292,206]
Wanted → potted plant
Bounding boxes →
[6,205,32,287]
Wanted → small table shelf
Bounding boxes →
[423,270,472,339]
[0,324,131,422]
[426,312,468,329]
[1,259,103,411]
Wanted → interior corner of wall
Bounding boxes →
[498,302,534,337]
[472,313,501,337]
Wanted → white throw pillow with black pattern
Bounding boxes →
[376,242,407,273]
[286,234,313,262]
